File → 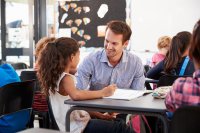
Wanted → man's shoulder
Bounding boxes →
[82,49,103,64]
[126,51,142,62]
[86,49,103,59]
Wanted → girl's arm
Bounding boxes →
[61,75,116,100]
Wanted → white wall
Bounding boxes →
[130,0,200,52]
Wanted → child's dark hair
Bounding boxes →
[164,31,191,74]
[37,37,80,95]
[189,19,200,64]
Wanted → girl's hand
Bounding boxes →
[102,84,116,97]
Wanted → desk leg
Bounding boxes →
[154,113,169,133]
[65,107,75,132]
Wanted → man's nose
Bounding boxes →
[106,43,112,49]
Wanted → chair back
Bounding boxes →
[11,62,29,70]
[20,70,37,81]
[47,96,59,130]
[157,75,180,87]
[20,70,40,91]
[170,106,200,133]
[0,80,35,116]
[144,65,151,77]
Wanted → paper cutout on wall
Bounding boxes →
[83,18,91,25]
[83,6,90,13]
[59,1,66,7]
[64,4,70,12]
[58,28,71,38]
[75,19,82,26]
[61,13,68,24]
[66,20,73,26]
[83,34,91,41]
[59,2,70,12]
[74,7,82,14]
[97,4,108,18]
[71,27,78,34]
[97,25,107,37]
[58,0,126,47]
[78,40,86,46]
[70,3,77,9]
[77,29,84,37]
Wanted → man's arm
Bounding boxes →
[76,55,94,90]
[130,57,145,90]
[88,111,115,120]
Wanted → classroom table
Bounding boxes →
[64,93,168,133]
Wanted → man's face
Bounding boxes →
[104,28,127,59]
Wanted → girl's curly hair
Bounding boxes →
[37,37,80,95]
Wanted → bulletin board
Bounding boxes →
[58,0,126,47]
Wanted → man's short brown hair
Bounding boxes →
[106,20,132,43]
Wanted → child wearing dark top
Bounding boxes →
[147,31,195,80]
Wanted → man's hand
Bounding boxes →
[88,111,115,121]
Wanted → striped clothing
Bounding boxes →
[165,70,200,112]
[76,49,145,90]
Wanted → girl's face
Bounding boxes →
[71,49,80,69]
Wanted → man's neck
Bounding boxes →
[108,52,123,67]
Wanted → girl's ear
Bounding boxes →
[70,54,75,61]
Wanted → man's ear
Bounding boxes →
[123,40,129,48]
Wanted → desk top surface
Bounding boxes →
[65,93,166,113]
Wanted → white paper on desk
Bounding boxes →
[104,89,145,100]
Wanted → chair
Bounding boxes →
[144,65,151,77]
[11,62,29,70]
[157,75,180,87]
[144,65,154,90]
[47,96,59,130]
[20,70,49,128]
[20,70,39,91]
[0,80,35,132]
[0,80,35,115]
[170,106,200,133]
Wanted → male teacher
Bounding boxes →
[76,20,145,91]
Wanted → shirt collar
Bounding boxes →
[193,69,200,78]
[100,49,128,64]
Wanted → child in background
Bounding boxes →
[151,36,171,67]
[165,19,200,112]
[37,37,133,133]
[29,37,56,128]
[34,37,56,71]
[147,32,194,80]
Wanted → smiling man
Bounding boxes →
[76,20,145,91]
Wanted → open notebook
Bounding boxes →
[104,88,146,101]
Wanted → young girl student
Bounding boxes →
[37,37,133,133]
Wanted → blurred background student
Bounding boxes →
[151,36,171,67]
[165,19,200,112]
[147,31,195,80]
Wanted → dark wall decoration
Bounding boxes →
[58,0,126,47]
